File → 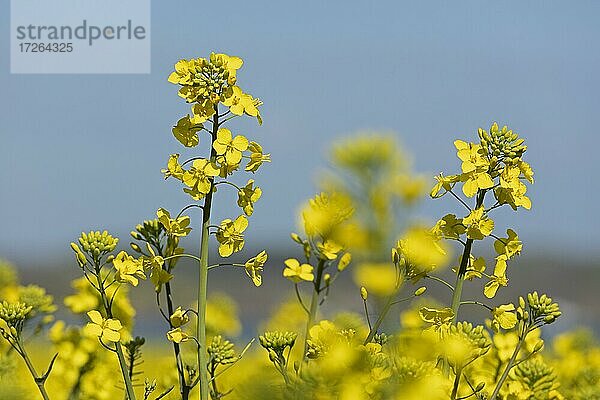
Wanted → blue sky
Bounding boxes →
[1,1,598,264]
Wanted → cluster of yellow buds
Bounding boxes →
[130,219,163,243]
[71,230,118,264]
[440,322,490,368]
[259,331,297,355]
[207,335,236,366]
[511,358,558,398]
[0,301,32,334]
[478,123,527,166]
[518,292,562,325]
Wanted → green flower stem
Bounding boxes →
[364,286,401,344]
[301,259,325,364]
[16,339,51,400]
[94,264,137,400]
[158,246,189,399]
[489,328,526,400]
[450,238,473,322]
[450,190,486,323]
[165,280,190,399]
[197,109,219,400]
[450,366,464,400]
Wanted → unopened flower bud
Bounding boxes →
[337,253,351,271]
[130,243,143,253]
[290,233,303,244]
[360,287,368,301]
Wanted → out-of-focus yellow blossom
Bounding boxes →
[317,240,343,260]
[397,226,449,273]
[306,320,339,359]
[206,293,242,337]
[353,262,398,296]
[161,153,185,181]
[85,310,122,343]
[462,207,494,240]
[215,215,248,257]
[331,134,401,173]
[156,208,192,237]
[245,141,271,172]
[283,259,314,283]
[484,256,509,298]
[64,276,135,334]
[244,250,267,287]
[182,158,220,199]
[172,115,201,147]
[169,307,189,328]
[392,173,427,205]
[237,179,262,216]
[166,327,189,343]
[113,251,145,286]
[301,192,354,239]
[507,357,562,399]
[419,307,454,331]
[492,304,518,332]
[439,322,490,369]
[14,284,57,316]
[213,128,249,164]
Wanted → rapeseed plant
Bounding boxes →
[0,53,597,400]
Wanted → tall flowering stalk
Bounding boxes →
[428,123,534,322]
[69,53,269,400]
[163,53,269,400]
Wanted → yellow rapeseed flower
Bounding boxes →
[113,251,145,287]
[215,215,248,257]
[244,250,268,287]
[462,207,494,240]
[156,208,192,237]
[85,310,122,343]
[282,258,314,283]
[213,128,249,165]
[182,158,220,200]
